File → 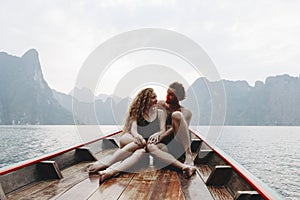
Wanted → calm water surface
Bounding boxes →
[0,125,299,199]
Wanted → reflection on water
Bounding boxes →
[0,125,120,169]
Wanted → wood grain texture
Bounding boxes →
[177,170,214,200]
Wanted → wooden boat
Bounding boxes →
[0,127,281,200]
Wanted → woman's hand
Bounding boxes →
[148,133,161,144]
[133,134,146,146]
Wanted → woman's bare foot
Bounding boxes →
[182,165,196,178]
[87,161,107,174]
[99,170,114,185]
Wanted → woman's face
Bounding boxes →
[148,92,158,107]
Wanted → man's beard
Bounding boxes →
[166,98,177,105]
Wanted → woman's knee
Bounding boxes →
[147,144,159,152]
[132,148,146,158]
[135,148,146,154]
[119,133,134,148]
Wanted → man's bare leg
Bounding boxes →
[147,143,195,178]
[171,111,194,166]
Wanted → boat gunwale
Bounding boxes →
[190,128,281,200]
[0,130,123,176]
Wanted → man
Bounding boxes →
[147,82,194,166]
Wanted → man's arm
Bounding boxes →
[159,127,174,140]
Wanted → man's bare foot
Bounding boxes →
[182,165,196,178]
[99,170,113,185]
[87,162,107,174]
[184,153,194,166]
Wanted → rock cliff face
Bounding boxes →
[184,75,300,125]
[0,49,74,124]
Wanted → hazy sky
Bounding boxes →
[1,0,300,98]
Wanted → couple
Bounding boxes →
[87,82,196,184]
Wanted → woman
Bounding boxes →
[87,88,165,183]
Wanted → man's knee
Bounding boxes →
[171,111,184,122]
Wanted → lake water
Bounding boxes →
[0,125,299,199]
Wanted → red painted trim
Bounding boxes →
[0,130,122,176]
[84,130,123,146]
[190,129,281,200]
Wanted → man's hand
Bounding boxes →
[147,133,161,144]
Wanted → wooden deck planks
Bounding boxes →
[88,173,134,200]
[54,175,99,200]
[88,168,189,200]
[208,186,234,200]
[177,170,214,200]
[6,148,117,200]
[118,180,154,200]
[148,169,184,200]
[197,164,212,182]
[118,169,160,200]
[7,163,90,200]
[6,180,57,200]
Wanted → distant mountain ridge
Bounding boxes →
[0,49,73,124]
[0,49,299,125]
[184,75,300,125]
[52,89,129,125]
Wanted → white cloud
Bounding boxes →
[1,0,299,92]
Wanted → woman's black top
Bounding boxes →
[137,113,160,140]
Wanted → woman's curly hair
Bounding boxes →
[123,88,154,132]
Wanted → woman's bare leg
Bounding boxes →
[147,143,195,178]
[99,149,146,183]
[119,132,135,148]
[88,141,143,173]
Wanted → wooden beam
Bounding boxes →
[234,191,262,200]
[206,165,232,186]
[191,139,201,153]
[102,138,119,149]
[194,149,214,164]
[75,147,97,162]
[0,182,6,200]
[37,161,63,179]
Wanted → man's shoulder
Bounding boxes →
[181,106,192,115]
